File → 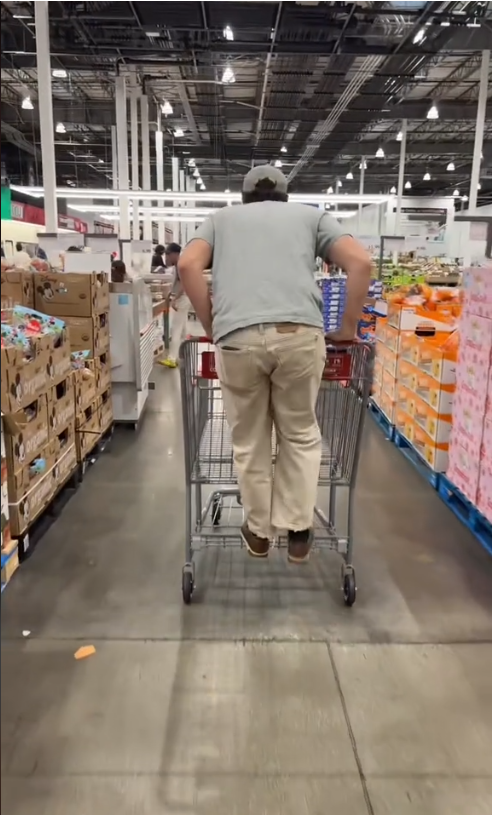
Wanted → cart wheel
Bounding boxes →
[182,571,194,605]
[211,496,222,526]
[343,573,357,607]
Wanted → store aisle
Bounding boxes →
[2,372,492,814]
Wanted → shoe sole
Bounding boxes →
[287,551,311,564]
[241,530,269,558]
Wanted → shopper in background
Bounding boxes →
[13,242,32,269]
[111,259,127,283]
[160,242,190,369]
[178,166,371,563]
[151,244,166,270]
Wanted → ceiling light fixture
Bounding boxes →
[462,195,468,202]
[223,25,234,41]
[478,182,482,190]
[423,172,431,181]
[55,122,66,134]
[274,159,283,168]
[145,30,160,38]
[346,172,354,180]
[390,186,397,194]
[446,162,455,171]
[188,158,196,167]
[396,131,403,142]
[413,27,426,45]
[337,180,342,188]
[376,147,385,158]
[359,160,368,170]
[405,181,412,189]
[21,96,34,110]
[225,188,230,193]
[193,168,200,178]
[426,103,439,120]
[174,127,184,138]
[280,145,287,154]
[327,186,334,194]
[161,100,173,116]
[52,69,67,79]
[221,65,236,84]
[453,189,460,197]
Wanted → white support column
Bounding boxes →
[186,176,196,245]
[130,86,140,239]
[179,169,186,245]
[155,111,166,246]
[111,125,118,206]
[395,119,407,235]
[34,1,57,232]
[140,94,152,242]
[357,157,365,234]
[172,157,180,244]
[115,75,130,241]
[469,50,489,214]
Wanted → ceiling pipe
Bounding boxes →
[254,2,283,148]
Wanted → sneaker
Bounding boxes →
[287,529,313,564]
[159,358,178,369]
[241,522,269,558]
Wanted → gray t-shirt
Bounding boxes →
[192,201,347,342]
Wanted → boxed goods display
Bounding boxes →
[76,400,101,461]
[63,312,110,357]
[1,270,34,309]
[321,277,346,334]
[2,394,49,473]
[34,272,110,318]
[74,362,98,419]
[1,420,12,554]
[47,375,75,436]
[1,307,71,413]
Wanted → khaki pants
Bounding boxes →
[217,324,326,538]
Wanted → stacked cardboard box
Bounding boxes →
[1,319,77,537]
[448,269,492,521]
[33,272,113,447]
[373,302,458,472]
[1,269,34,309]
[1,416,18,590]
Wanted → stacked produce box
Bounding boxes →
[372,291,460,473]
[1,415,17,591]
[447,268,492,523]
[1,307,75,538]
[33,272,113,460]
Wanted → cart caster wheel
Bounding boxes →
[343,573,357,607]
[182,571,194,605]
[211,496,222,526]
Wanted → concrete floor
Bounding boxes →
[2,370,492,814]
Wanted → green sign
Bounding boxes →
[1,186,12,220]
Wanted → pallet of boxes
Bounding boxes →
[372,288,460,476]
[1,305,77,553]
[34,271,113,464]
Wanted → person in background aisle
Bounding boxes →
[177,165,371,564]
[151,244,166,270]
[160,242,191,369]
[13,242,32,269]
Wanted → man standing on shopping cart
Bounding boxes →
[178,166,371,563]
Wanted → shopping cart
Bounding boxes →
[179,337,373,607]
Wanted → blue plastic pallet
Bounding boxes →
[393,429,441,490]
[368,399,395,441]
[438,476,492,557]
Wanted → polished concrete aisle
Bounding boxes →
[2,372,492,814]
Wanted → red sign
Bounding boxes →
[12,201,88,233]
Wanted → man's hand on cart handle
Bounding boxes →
[325,327,358,344]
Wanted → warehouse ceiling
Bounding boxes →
[1,1,491,203]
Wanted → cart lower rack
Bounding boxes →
[179,338,372,606]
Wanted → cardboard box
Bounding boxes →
[375,317,388,344]
[3,395,49,473]
[447,442,480,504]
[7,439,56,504]
[382,368,398,402]
[407,393,452,445]
[450,386,487,460]
[1,270,34,308]
[1,330,71,414]
[1,460,11,552]
[387,302,457,333]
[99,387,113,432]
[462,267,492,320]
[1,546,19,587]
[397,358,419,390]
[64,312,110,356]
[52,442,77,490]
[477,457,492,525]
[384,325,414,356]
[47,375,75,436]
[8,461,55,536]
[74,363,98,420]
[34,272,110,318]
[410,369,455,414]
[76,400,102,461]
[406,419,449,473]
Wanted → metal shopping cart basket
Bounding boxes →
[179,337,373,606]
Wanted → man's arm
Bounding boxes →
[325,235,372,341]
[177,239,214,337]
